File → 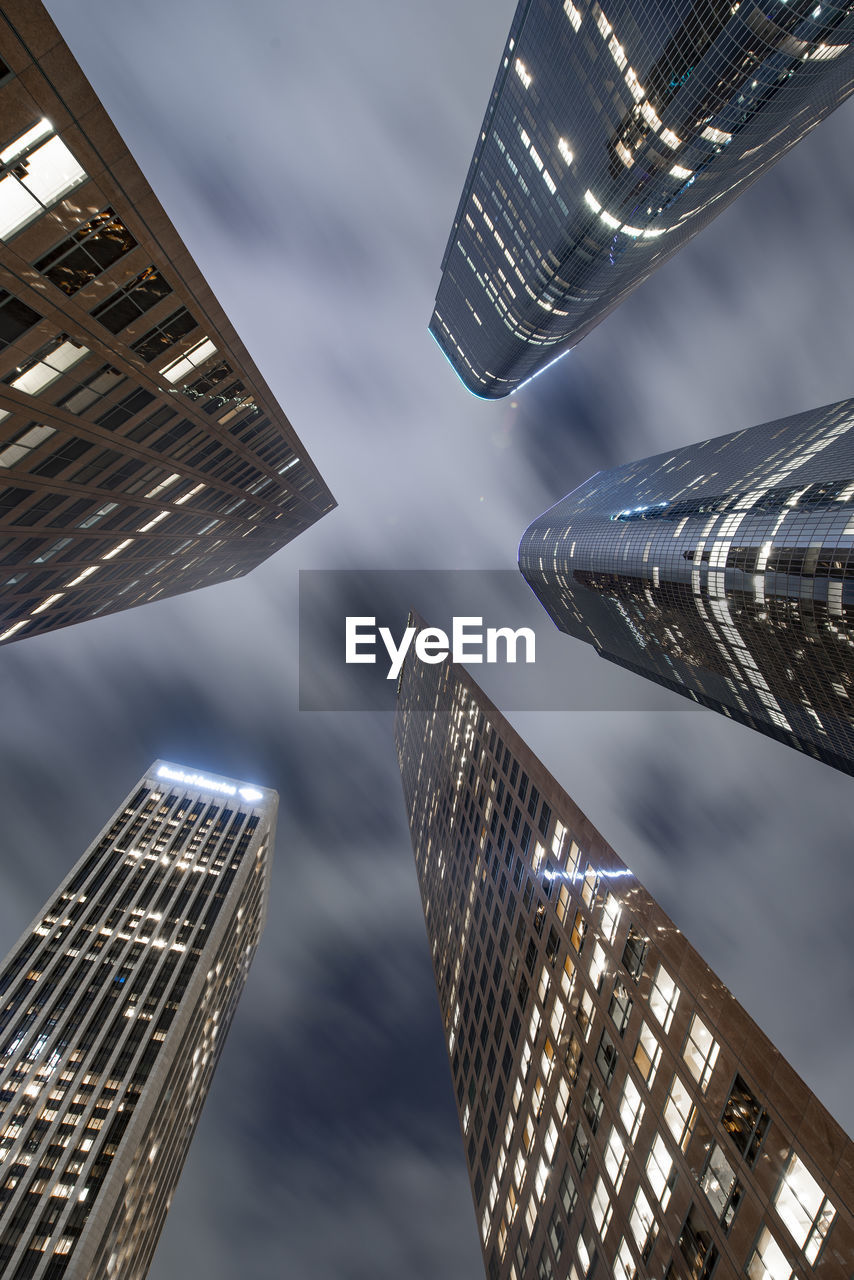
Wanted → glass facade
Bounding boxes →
[0,2,334,646]
[430,0,854,397]
[520,398,854,774]
[0,762,276,1280]
[395,640,854,1279]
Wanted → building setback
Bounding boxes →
[430,0,854,397]
[0,761,275,1280]
[395,639,853,1280]
[0,1,334,646]
[519,397,854,775]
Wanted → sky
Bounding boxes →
[0,0,852,1275]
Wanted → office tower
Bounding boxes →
[0,761,275,1279]
[519,397,854,775]
[0,3,334,647]
[430,0,854,398]
[395,641,854,1280]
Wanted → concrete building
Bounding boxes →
[0,1,334,646]
[396,638,853,1279]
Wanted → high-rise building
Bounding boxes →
[0,2,334,646]
[519,397,854,775]
[395,637,853,1280]
[430,0,854,397]
[0,760,275,1280]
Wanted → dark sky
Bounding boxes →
[0,0,851,1275]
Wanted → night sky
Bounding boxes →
[0,1,852,1275]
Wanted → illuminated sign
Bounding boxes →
[156,765,264,804]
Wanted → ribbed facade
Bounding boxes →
[430,0,854,397]
[519,397,854,775]
[0,761,275,1280]
[395,643,853,1280]
[0,2,334,646]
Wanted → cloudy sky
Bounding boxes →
[0,0,852,1274]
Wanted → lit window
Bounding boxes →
[601,892,621,943]
[700,1142,742,1230]
[619,1075,644,1141]
[645,1133,675,1208]
[591,1175,612,1236]
[722,1074,769,1165]
[613,1237,637,1280]
[0,123,87,239]
[603,1125,628,1190]
[633,1021,661,1084]
[628,1186,656,1259]
[747,1226,793,1280]
[8,338,89,394]
[773,1151,835,1263]
[683,1013,719,1091]
[663,1073,695,1151]
[160,337,217,384]
[0,423,56,469]
[649,963,679,1032]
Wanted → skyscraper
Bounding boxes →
[395,640,853,1280]
[0,1,334,646]
[0,761,275,1280]
[430,0,854,397]
[519,397,854,775]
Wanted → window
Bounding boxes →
[613,1237,637,1280]
[603,1125,628,1191]
[633,1021,661,1085]
[95,387,155,432]
[559,1164,577,1217]
[570,910,586,953]
[622,925,647,978]
[601,891,621,943]
[0,423,55,469]
[590,1175,612,1237]
[609,979,632,1035]
[565,1032,583,1083]
[645,1133,676,1209]
[576,989,594,1041]
[581,865,598,906]
[679,1206,718,1280]
[160,336,217,385]
[619,1074,644,1141]
[747,1226,793,1280]
[700,1142,742,1230]
[628,1186,657,1261]
[773,1151,835,1263]
[91,265,171,333]
[649,964,679,1032]
[59,364,125,415]
[582,1078,603,1133]
[35,209,136,295]
[722,1075,769,1165]
[595,1028,618,1086]
[130,305,198,362]
[570,1122,589,1175]
[0,288,41,349]
[683,1013,719,1091]
[0,120,87,239]
[589,941,607,991]
[6,337,88,395]
[548,1205,564,1261]
[663,1074,695,1151]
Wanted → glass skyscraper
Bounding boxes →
[0,2,334,647]
[519,397,854,774]
[430,0,854,397]
[395,638,853,1280]
[0,761,275,1280]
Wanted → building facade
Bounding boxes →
[430,0,854,397]
[395,642,853,1280]
[0,2,334,646]
[519,398,854,775]
[0,761,275,1279]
